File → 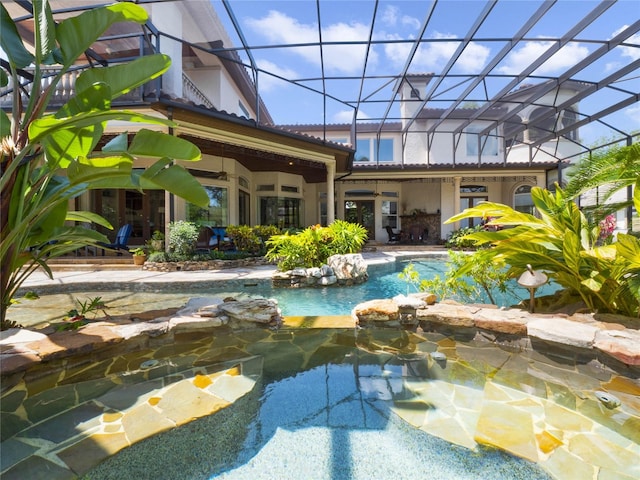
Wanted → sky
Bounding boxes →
[212,0,639,147]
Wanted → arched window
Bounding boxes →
[561,109,578,141]
[528,107,555,143]
[514,185,534,215]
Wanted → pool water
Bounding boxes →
[256,258,559,316]
[9,257,560,327]
[76,328,639,480]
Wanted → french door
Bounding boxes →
[344,200,375,240]
[92,189,165,245]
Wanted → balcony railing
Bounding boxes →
[0,66,150,110]
[182,73,214,109]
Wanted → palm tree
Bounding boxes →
[563,143,640,222]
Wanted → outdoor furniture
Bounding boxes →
[97,224,132,256]
[385,226,401,243]
[211,227,235,251]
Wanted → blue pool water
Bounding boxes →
[242,257,559,316]
[84,329,554,480]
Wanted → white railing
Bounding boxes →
[182,73,214,108]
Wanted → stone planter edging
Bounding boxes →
[353,298,640,367]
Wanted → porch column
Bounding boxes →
[453,176,461,229]
[326,162,336,224]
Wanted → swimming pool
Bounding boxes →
[9,257,560,327]
[71,327,638,480]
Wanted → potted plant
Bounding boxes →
[130,247,147,265]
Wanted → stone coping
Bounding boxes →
[1,298,639,382]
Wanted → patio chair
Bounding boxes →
[385,226,402,243]
[98,224,132,256]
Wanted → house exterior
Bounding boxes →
[285,75,585,242]
[2,1,599,247]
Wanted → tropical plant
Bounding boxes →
[398,262,421,295]
[168,221,199,257]
[0,2,209,328]
[416,250,515,305]
[226,224,261,254]
[445,224,485,249]
[447,186,640,316]
[563,143,640,223]
[265,220,368,271]
[59,296,109,331]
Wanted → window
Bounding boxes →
[188,186,228,226]
[257,184,275,191]
[239,190,250,225]
[355,138,370,162]
[238,101,250,118]
[354,138,395,162]
[281,185,299,193]
[514,185,534,215]
[382,200,398,229]
[260,197,302,229]
[466,126,498,156]
[376,138,394,162]
[529,107,578,143]
[460,185,487,194]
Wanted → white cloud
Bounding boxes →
[245,10,376,74]
[498,41,589,75]
[333,109,370,123]
[383,31,489,73]
[605,61,621,72]
[612,26,640,61]
[401,15,421,31]
[255,59,299,92]
[381,5,399,27]
[625,103,640,126]
[381,5,419,30]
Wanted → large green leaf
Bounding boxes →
[66,156,134,184]
[616,233,640,269]
[66,210,113,229]
[0,4,34,68]
[75,54,171,100]
[0,110,10,138]
[56,83,112,118]
[140,162,209,207]
[56,3,148,68]
[33,0,56,65]
[29,110,173,142]
[129,129,201,161]
[562,230,581,273]
[43,126,104,169]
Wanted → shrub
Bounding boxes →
[226,224,281,255]
[168,221,199,257]
[265,220,368,271]
[445,225,485,249]
[226,225,261,254]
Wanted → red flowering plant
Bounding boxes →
[598,214,616,245]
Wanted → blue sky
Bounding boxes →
[213,0,639,146]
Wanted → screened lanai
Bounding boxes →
[4,0,638,160]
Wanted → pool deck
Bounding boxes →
[18,245,448,290]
